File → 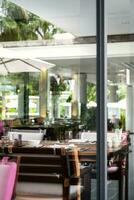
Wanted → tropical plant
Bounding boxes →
[87,82,96,102]
[119,109,126,130]
[116,85,126,100]
[0,72,39,95]
[0,0,63,41]
[50,75,67,96]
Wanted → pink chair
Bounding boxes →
[0,157,17,200]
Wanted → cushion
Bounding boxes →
[81,132,96,142]
[16,182,62,196]
[107,166,119,173]
[15,182,81,199]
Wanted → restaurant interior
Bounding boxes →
[0,0,134,200]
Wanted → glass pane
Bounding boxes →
[107,0,133,199]
[0,0,97,199]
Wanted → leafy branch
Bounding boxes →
[50,75,66,95]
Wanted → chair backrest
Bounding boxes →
[81,131,96,142]
[9,147,80,200]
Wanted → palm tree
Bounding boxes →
[0,0,63,41]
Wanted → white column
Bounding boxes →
[108,85,118,102]
[79,73,87,123]
[71,73,87,119]
[79,73,87,104]
[18,85,24,118]
[39,70,49,118]
[71,74,80,118]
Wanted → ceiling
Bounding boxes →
[46,56,134,84]
[7,42,134,84]
[7,0,134,84]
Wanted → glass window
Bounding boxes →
[107,0,133,199]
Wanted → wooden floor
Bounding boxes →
[90,179,118,200]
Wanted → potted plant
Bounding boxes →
[50,75,66,119]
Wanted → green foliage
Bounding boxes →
[82,107,96,131]
[119,109,126,130]
[0,16,19,41]
[50,75,67,95]
[8,107,17,112]
[28,73,39,95]
[59,105,65,118]
[66,94,72,102]
[0,0,64,41]
[87,82,96,102]
[0,72,39,95]
[116,85,126,100]
[29,107,36,113]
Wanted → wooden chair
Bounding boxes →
[11,147,81,200]
[91,146,129,200]
[79,131,129,200]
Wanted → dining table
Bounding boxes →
[0,138,129,200]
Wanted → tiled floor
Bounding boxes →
[89,134,134,200]
[128,134,134,200]
[91,179,118,200]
